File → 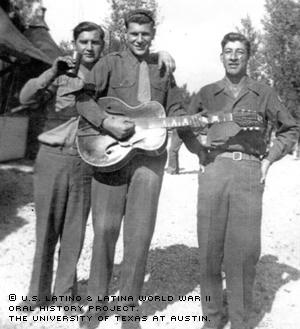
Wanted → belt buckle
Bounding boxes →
[232,151,242,161]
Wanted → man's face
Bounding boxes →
[221,41,249,77]
[126,22,155,58]
[74,30,104,67]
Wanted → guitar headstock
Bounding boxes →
[233,110,264,131]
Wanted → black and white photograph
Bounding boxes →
[0,1,299,329]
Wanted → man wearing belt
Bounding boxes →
[19,16,176,312]
[19,22,105,310]
[76,9,202,329]
[188,32,299,329]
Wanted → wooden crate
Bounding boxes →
[0,115,29,162]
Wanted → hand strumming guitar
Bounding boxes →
[102,115,135,140]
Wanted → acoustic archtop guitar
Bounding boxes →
[76,97,263,172]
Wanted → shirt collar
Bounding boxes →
[78,63,93,80]
[213,76,261,96]
[122,48,153,65]
[245,78,261,95]
[123,49,141,66]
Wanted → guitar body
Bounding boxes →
[76,97,168,172]
[77,97,263,172]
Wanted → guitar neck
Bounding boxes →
[96,97,262,130]
[134,113,234,129]
[133,115,198,129]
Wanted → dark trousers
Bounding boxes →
[197,157,264,329]
[87,152,167,305]
[28,145,92,300]
[167,130,183,172]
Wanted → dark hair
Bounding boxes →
[73,21,105,41]
[221,32,251,56]
[124,9,155,28]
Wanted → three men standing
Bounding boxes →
[19,8,299,329]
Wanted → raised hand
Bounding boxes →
[51,55,76,77]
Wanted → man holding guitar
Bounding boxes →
[18,18,175,315]
[76,9,202,328]
[188,33,299,329]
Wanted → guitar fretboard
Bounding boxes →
[133,113,234,129]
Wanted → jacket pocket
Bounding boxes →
[110,78,135,89]
[110,78,136,101]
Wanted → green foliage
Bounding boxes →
[8,0,43,28]
[178,83,192,108]
[105,0,159,53]
[237,1,300,120]
[236,15,269,83]
[10,0,38,20]
[262,0,300,115]
[58,40,73,55]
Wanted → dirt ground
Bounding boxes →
[0,147,299,329]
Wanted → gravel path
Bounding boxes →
[0,148,299,329]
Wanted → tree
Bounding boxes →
[58,40,73,55]
[105,0,159,53]
[236,15,269,83]
[262,0,300,118]
[177,83,192,108]
[9,0,40,27]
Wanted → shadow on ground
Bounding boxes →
[0,162,34,241]
[141,244,201,315]
[78,248,300,328]
[178,170,199,175]
[164,168,199,176]
[249,254,300,328]
[77,244,201,312]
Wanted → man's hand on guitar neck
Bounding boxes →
[190,113,209,127]
[102,115,135,140]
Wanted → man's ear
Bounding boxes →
[220,53,224,64]
[124,29,128,42]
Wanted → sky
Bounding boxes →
[42,0,266,92]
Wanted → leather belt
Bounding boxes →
[216,151,261,162]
